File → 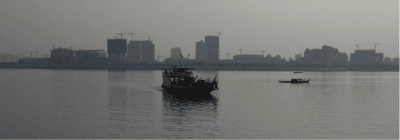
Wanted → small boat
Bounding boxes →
[278,78,311,83]
[161,65,218,97]
[278,72,310,83]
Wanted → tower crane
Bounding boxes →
[128,32,143,41]
[374,43,379,50]
[156,55,166,62]
[147,36,153,41]
[210,32,222,37]
[355,43,380,50]
[117,31,129,39]
[35,50,40,58]
[238,48,249,55]
[225,53,231,59]
[251,50,266,55]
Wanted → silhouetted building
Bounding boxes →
[263,54,273,63]
[233,54,264,63]
[384,57,392,64]
[295,54,302,61]
[196,40,208,60]
[51,47,74,64]
[127,41,141,62]
[73,50,106,65]
[171,47,181,58]
[350,50,383,65]
[107,39,127,61]
[322,45,339,65]
[304,45,347,65]
[304,48,323,64]
[205,36,219,61]
[392,58,399,65]
[142,40,155,63]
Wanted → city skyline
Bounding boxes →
[0,0,398,59]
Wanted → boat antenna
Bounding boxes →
[180,53,182,68]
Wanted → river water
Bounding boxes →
[0,69,398,139]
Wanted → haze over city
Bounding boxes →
[0,0,398,60]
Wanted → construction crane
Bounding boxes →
[35,51,40,58]
[252,50,266,55]
[225,53,231,59]
[374,43,379,50]
[355,43,380,50]
[117,31,129,39]
[147,36,153,41]
[238,48,249,55]
[128,32,143,41]
[211,32,222,37]
[156,55,165,62]
[46,44,56,49]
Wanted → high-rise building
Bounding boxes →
[205,36,219,61]
[304,45,348,65]
[322,45,339,65]
[295,54,302,61]
[304,48,323,64]
[196,40,208,60]
[350,50,383,65]
[142,40,155,63]
[107,39,127,61]
[171,47,181,58]
[337,52,348,64]
[127,41,141,62]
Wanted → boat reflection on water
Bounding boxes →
[162,89,218,103]
[161,90,219,138]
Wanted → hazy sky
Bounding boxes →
[0,0,398,60]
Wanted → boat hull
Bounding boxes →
[278,79,311,83]
[162,87,215,99]
[279,81,309,83]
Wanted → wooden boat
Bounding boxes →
[278,72,310,83]
[161,65,218,96]
[278,78,311,83]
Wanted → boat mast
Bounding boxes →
[180,55,181,68]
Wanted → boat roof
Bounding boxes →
[162,67,194,70]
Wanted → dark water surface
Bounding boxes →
[0,69,398,139]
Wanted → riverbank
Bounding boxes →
[0,63,398,71]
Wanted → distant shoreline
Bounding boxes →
[0,63,398,72]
